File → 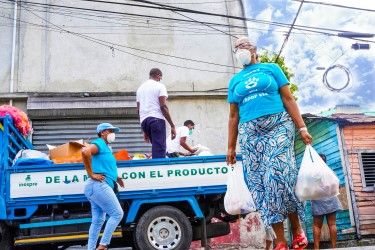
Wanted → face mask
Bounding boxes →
[189,129,193,136]
[107,133,116,143]
[235,49,252,65]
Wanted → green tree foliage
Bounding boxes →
[259,52,298,98]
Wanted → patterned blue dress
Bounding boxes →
[239,111,305,229]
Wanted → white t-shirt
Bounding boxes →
[136,79,168,123]
[167,126,190,153]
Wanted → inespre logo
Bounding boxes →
[18,174,38,188]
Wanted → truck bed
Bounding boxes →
[7,155,233,219]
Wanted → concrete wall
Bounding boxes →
[168,96,229,154]
[1,0,246,95]
[0,3,14,92]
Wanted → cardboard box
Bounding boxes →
[49,139,87,164]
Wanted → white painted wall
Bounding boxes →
[168,96,229,154]
[0,0,246,94]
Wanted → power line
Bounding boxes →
[19,6,236,74]
[9,0,374,44]
[69,0,237,37]
[156,0,238,5]
[293,0,375,12]
[125,0,375,40]
[275,0,304,62]
[0,3,331,37]
[0,13,238,68]
[2,0,374,46]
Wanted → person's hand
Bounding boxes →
[143,132,150,143]
[171,126,176,140]
[300,130,313,145]
[91,173,105,182]
[189,148,198,155]
[117,177,124,188]
[226,149,236,165]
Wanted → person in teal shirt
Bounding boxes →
[226,36,312,250]
[82,123,124,250]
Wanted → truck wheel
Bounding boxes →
[0,222,13,249]
[135,205,192,250]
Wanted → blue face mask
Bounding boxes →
[189,129,193,136]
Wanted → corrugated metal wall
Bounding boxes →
[31,118,151,154]
[343,124,375,236]
[295,119,355,242]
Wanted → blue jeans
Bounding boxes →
[84,179,124,249]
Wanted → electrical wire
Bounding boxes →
[1,3,285,36]
[322,64,351,92]
[6,0,375,44]
[275,0,304,62]
[20,6,236,74]
[293,0,375,12]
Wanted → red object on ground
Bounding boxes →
[0,105,32,136]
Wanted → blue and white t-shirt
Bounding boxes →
[227,63,289,123]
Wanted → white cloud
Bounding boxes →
[271,0,375,112]
[274,9,283,18]
[246,5,274,44]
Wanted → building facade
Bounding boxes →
[0,0,247,154]
[297,111,375,243]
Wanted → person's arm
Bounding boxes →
[117,176,124,188]
[159,96,176,140]
[136,101,141,121]
[180,136,196,154]
[82,144,105,181]
[279,85,312,145]
[226,103,239,165]
[138,101,150,143]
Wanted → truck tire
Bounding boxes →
[135,205,192,250]
[0,222,13,249]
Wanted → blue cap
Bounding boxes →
[96,123,120,134]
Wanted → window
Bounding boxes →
[360,152,375,190]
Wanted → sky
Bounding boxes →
[243,0,375,114]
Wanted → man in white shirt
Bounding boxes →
[167,120,197,157]
[136,68,176,158]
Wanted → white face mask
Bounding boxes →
[235,49,252,66]
[106,133,116,143]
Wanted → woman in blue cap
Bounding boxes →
[82,123,124,250]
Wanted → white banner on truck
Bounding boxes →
[10,162,233,198]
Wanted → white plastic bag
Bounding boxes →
[224,165,256,215]
[12,149,50,165]
[295,145,340,201]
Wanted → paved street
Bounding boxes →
[67,246,375,249]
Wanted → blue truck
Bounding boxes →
[0,115,237,249]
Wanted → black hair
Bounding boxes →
[149,68,162,78]
[184,120,195,126]
[318,153,327,163]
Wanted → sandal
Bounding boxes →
[291,232,308,249]
[96,245,108,250]
[274,241,289,250]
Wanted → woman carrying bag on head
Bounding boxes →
[226,36,312,250]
